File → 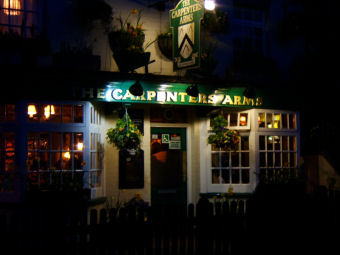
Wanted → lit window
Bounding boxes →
[0,132,15,192]
[258,112,296,129]
[259,135,298,183]
[1,0,39,36]
[211,136,250,184]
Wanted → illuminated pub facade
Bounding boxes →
[0,76,300,206]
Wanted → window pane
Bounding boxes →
[232,169,240,183]
[221,169,230,183]
[27,152,38,171]
[62,105,72,123]
[241,152,249,167]
[62,152,71,170]
[282,114,288,128]
[74,105,83,123]
[289,136,296,151]
[259,136,265,150]
[290,152,297,167]
[289,114,296,129]
[282,136,288,150]
[239,113,248,126]
[91,152,96,169]
[221,152,229,167]
[275,152,281,167]
[74,133,84,150]
[74,152,83,170]
[97,152,103,169]
[260,152,266,167]
[267,152,273,167]
[274,136,280,150]
[63,133,72,150]
[283,152,289,167]
[231,152,239,167]
[258,113,265,127]
[267,136,273,150]
[50,105,61,123]
[40,105,56,122]
[27,132,38,151]
[51,152,61,170]
[39,133,49,150]
[5,133,15,172]
[241,136,249,150]
[241,169,250,184]
[39,152,49,170]
[212,170,220,184]
[96,171,102,187]
[230,113,238,126]
[51,133,61,150]
[211,153,219,167]
[273,114,280,128]
[266,113,273,128]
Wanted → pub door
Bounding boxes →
[150,127,187,206]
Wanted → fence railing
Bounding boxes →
[1,190,339,255]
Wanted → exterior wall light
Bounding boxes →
[186,84,199,97]
[204,0,216,11]
[129,81,144,97]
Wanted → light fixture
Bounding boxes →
[204,0,216,11]
[63,151,71,160]
[186,84,199,97]
[27,104,37,118]
[44,105,55,119]
[129,80,144,96]
[243,87,256,99]
[3,0,21,15]
[77,142,84,151]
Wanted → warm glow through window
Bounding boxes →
[2,0,21,15]
[27,105,37,118]
[63,151,71,160]
[44,105,55,119]
[77,142,84,151]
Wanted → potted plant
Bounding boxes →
[106,112,142,154]
[108,9,154,72]
[208,115,240,149]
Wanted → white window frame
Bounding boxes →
[200,109,300,194]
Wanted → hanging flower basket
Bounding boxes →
[157,32,172,60]
[106,112,142,153]
[208,115,240,150]
[112,49,150,73]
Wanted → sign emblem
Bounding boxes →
[170,0,204,70]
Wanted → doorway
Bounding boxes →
[151,127,187,206]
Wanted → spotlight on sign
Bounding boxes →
[204,0,216,11]
[186,84,199,97]
[129,81,144,97]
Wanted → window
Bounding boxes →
[211,136,250,184]
[27,104,84,123]
[90,133,103,188]
[258,112,296,129]
[0,0,40,36]
[210,111,249,129]
[26,132,84,188]
[0,132,15,192]
[259,135,298,183]
[0,104,15,122]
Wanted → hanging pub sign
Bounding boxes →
[170,0,204,70]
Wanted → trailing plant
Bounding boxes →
[106,112,142,151]
[208,115,240,149]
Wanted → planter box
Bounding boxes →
[113,51,150,72]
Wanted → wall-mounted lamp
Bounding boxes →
[129,81,144,96]
[243,87,256,99]
[27,104,37,118]
[204,0,216,11]
[186,84,199,97]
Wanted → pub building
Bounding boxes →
[0,71,300,206]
